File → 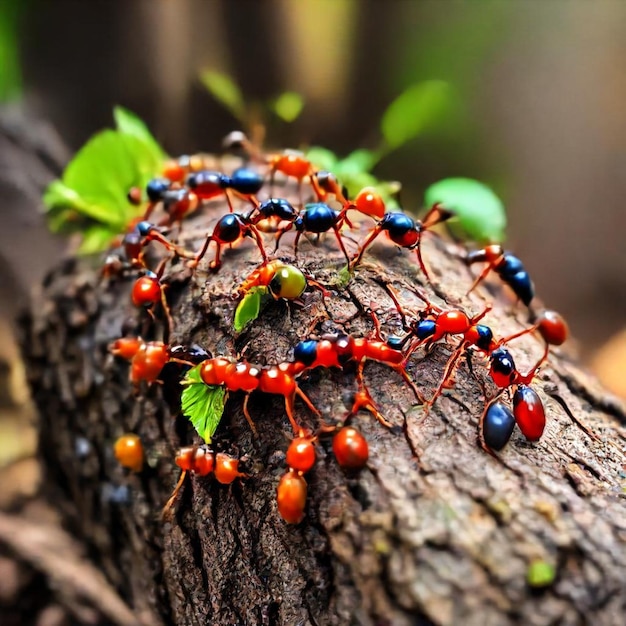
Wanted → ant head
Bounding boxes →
[489,347,517,387]
[484,245,504,263]
[222,130,249,153]
[468,324,494,351]
[135,221,154,237]
[146,178,170,202]
[293,339,318,366]
[413,318,436,340]
[230,168,264,195]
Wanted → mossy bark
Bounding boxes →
[20,204,626,626]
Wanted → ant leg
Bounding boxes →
[283,392,305,435]
[349,226,382,270]
[161,470,187,520]
[424,341,466,411]
[466,263,494,296]
[159,285,174,341]
[518,344,550,385]
[248,225,269,263]
[347,361,393,428]
[188,235,213,269]
[242,394,259,437]
[332,225,351,265]
[209,241,223,271]
[293,231,303,260]
[224,190,235,213]
[294,386,322,418]
[415,243,432,283]
[393,363,426,405]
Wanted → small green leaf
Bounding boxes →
[234,287,268,332]
[333,265,353,289]
[335,149,381,176]
[424,177,506,243]
[181,365,227,444]
[306,147,339,172]
[199,69,245,121]
[113,105,167,160]
[381,80,452,150]
[526,560,556,588]
[271,91,304,123]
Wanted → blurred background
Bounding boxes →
[1,0,625,476]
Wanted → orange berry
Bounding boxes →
[332,427,369,469]
[276,470,307,524]
[114,434,144,472]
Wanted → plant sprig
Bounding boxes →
[43,107,166,253]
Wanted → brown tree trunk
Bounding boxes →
[16,196,626,626]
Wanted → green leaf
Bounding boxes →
[526,560,556,588]
[234,287,268,332]
[306,146,339,172]
[335,149,381,176]
[45,130,163,228]
[199,69,245,121]
[381,80,452,150]
[340,170,379,199]
[424,177,506,243]
[271,91,304,123]
[77,226,117,254]
[181,366,227,444]
[113,106,167,160]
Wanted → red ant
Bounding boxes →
[197,357,321,435]
[187,167,264,213]
[130,260,174,336]
[236,259,330,303]
[109,338,193,386]
[163,446,248,516]
[291,332,425,428]
[349,198,453,281]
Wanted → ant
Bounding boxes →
[350,200,454,281]
[291,331,425,427]
[248,199,355,264]
[465,245,534,306]
[236,259,330,303]
[109,338,195,387]
[163,446,248,517]
[187,166,264,213]
[186,211,269,271]
[130,263,174,337]
[197,356,321,435]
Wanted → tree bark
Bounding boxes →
[19,198,626,626]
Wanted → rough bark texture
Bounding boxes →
[19,197,626,626]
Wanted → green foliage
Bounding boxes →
[200,69,305,127]
[199,70,246,121]
[0,0,22,103]
[270,92,305,123]
[381,80,453,150]
[307,80,455,209]
[526,560,556,588]
[424,177,506,243]
[113,106,167,161]
[42,107,166,253]
[233,287,270,332]
[181,365,227,444]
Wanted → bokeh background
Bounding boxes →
[1,0,625,474]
